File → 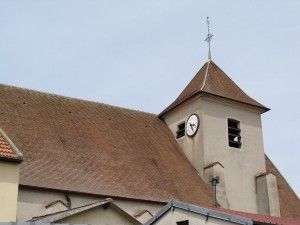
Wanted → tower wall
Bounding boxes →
[163,96,268,214]
[200,97,266,213]
[162,96,205,178]
[256,173,281,216]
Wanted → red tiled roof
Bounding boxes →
[216,207,300,225]
[0,136,17,160]
[0,84,212,206]
[160,61,269,116]
[0,129,22,162]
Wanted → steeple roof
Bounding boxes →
[160,61,269,116]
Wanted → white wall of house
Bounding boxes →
[0,162,20,222]
[57,205,140,225]
[17,187,163,223]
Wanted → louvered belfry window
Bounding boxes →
[228,119,242,148]
[177,220,189,225]
[176,122,185,139]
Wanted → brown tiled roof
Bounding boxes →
[160,61,269,116]
[0,84,212,206]
[216,207,300,225]
[0,128,23,162]
[265,155,300,218]
[0,83,298,219]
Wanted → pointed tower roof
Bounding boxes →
[160,61,269,116]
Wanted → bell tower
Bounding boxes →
[159,60,280,216]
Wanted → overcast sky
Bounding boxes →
[0,1,299,196]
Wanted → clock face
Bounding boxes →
[186,114,199,137]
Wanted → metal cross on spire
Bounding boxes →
[205,17,213,61]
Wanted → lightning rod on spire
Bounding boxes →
[205,17,213,61]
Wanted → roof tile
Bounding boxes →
[0,84,212,206]
[0,130,22,162]
[216,207,300,225]
[160,61,268,116]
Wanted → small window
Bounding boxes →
[228,119,241,148]
[176,122,185,139]
[177,220,189,225]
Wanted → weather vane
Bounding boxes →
[205,16,213,61]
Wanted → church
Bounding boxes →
[0,57,300,223]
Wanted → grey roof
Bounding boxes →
[1,223,91,225]
[30,200,109,223]
[144,199,253,225]
[29,199,140,224]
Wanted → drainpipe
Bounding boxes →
[209,176,219,208]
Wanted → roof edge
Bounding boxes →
[202,92,270,112]
[19,184,167,205]
[0,128,23,163]
[29,199,111,222]
[0,83,157,118]
[30,198,141,224]
[265,154,300,201]
[204,161,224,169]
[144,199,253,225]
[159,91,270,118]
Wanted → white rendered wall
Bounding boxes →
[163,96,267,213]
[17,187,163,223]
[0,162,20,222]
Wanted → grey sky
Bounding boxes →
[0,1,299,196]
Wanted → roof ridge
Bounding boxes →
[200,60,211,90]
[0,128,23,162]
[209,62,264,104]
[0,83,157,117]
